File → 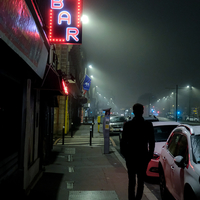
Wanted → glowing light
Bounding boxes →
[62,80,68,95]
[49,0,82,44]
[51,0,64,9]
[58,11,71,25]
[81,15,89,24]
[66,27,79,41]
[77,0,81,27]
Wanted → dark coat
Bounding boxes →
[120,117,155,166]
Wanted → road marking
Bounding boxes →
[110,137,117,147]
[67,155,73,162]
[69,191,119,200]
[66,181,74,189]
[69,166,74,173]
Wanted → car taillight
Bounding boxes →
[153,152,160,160]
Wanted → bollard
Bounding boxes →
[98,122,100,133]
[92,123,94,137]
[97,116,101,132]
[62,126,65,145]
[90,125,92,146]
[71,122,73,138]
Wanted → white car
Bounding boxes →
[146,121,179,177]
[186,117,199,122]
[159,124,200,200]
[109,116,126,134]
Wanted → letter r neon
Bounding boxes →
[66,28,79,42]
[51,0,64,9]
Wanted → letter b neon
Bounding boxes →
[51,0,64,9]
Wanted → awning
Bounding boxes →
[40,65,65,96]
[39,65,86,105]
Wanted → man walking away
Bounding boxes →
[120,103,155,200]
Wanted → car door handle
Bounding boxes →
[162,156,166,161]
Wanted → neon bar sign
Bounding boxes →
[49,0,82,44]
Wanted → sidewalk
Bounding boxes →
[27,124,158,200]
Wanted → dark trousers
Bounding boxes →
[126,159,148,200]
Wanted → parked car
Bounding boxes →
[126,116,159,123]
[167,114,175,119]
[144,116,159,122]
[186,116,199,122]
[146,121,179,177]
[119,116,159,140]
[109,116,126,134]
[159,124,200,200]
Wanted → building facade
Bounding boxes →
[0,0,86,197]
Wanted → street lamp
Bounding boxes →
[175,85,193,121]
[81,15,89,24]
[187,85,193,117]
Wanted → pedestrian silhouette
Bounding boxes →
[120,103,155,200]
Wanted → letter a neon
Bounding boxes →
[66,28,79,42]
[58,11,71,25]
[51,0,64,9]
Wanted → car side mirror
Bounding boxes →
[174,156,186,169]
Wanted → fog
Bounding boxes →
[82,0,200,111]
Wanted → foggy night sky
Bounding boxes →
[81,0,200,109]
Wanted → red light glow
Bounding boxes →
[77,0,81,27]
[62,80,68,95]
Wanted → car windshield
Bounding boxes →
[110,116,126,123]
[191,135,200,163]
[154,125,177,142]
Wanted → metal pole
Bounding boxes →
[71,122,73,137]
[92,123,94,137]
[90,126,92,146]
[62,126,65,145]
[189,87,192,117]
[176,85,178,122]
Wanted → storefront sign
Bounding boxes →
[0,0,48,79]
[49,0,82,44]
